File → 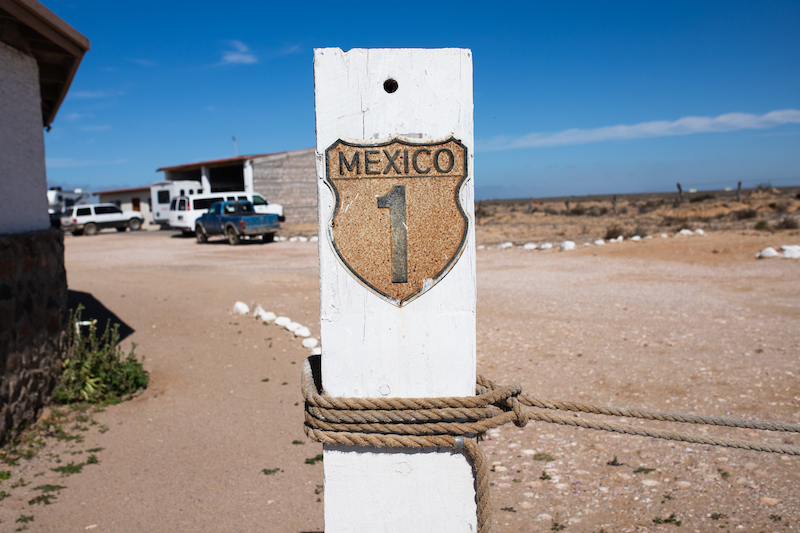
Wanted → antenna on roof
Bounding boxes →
[232,136,238,157]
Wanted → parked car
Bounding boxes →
[194,201,279,245]
[60,204,144,235]
[169,191,284,235]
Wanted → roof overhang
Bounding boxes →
[93,186,150,196]
[157,147,315,173]
[0,0,89,127]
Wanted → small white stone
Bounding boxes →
[661,233,668,238]
[695,228,705,235]
[642,479,660,487]
[677,229,693,236]
[494,465,508,472]
[285,321,302,332]
[560,240,575,251]
[675,481,691,488]
[302,337,319,349]
[477,244,485,250]
[540,242,553,250]
[260,311,276,323]
[298,236,309,242]
[537,514,553,521]
[643,235,652,239]
[523,243,537,250]
[582,242,591,247]
[276,235,287,241]
[253,305,265,318]
[594,239,605,246]
[295,326,311,338]
[274,316,291,327]
[309,235,319,242]
[780,244,800,251]
[311,347,322,355]
[232,301,250,315]
[522,449,536,455]
[289,236,299,242]
[630,235,641,241]
[783,248,800,259]
[616,235,623,242]
[498,242,513,249]
[757,247,779,259]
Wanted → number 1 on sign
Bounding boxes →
[377,185,408,283]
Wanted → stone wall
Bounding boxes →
[252,148,317,225]
[0,228,67,444]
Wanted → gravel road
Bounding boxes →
[1,229,797,532]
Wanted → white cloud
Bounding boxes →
[63,112,94,121]
[68,90,110,99]
[46,157,128,168]
[482,109,800,151]
[80,125,111,132]
[277,44,301,56]
[221,41,258,65]
[128,58,156,67]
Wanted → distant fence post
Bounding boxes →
[313,48,477,532]
[737,181,742,203]
[675,182,684,207]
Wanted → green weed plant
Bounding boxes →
[52,306,149,404]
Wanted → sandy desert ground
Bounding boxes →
[1,191,799,532]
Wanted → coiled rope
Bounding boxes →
[302,356,800,533]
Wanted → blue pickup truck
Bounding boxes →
[195,201,280,245]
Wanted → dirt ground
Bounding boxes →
[1,216,799,532]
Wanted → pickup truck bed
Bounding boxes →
[195,201,279,245]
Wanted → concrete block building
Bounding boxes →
[0,0,88,443]
[157,147,317,225]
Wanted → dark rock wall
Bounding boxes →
[0,228,67,443]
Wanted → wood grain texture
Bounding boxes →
[314,48,476,532]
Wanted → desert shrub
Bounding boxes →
[775,216,799,230]
[591,206,609,216]
[543,207,558,215]
[690,194,715,203]
[571,204,586,216]
[604,225,625,239]
[638,200,658,213]
[769,202,789,213]
[52,306,149,404]
[618,206,628,214]
[734,209,757,220]
[630,226,647,237]
[754,220,772,232]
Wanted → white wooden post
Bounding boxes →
[314,48,476,531]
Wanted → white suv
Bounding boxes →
[61,204,144,235]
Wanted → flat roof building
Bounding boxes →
[157,147,317,225]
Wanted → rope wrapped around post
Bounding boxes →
[302,356,800,533]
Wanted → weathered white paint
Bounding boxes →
[200,166,212,192]
[243,159,254,193]
[314,48,476,532]
[0,41,51,234]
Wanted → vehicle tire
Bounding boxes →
[263,233,275,243]
[195,225,207,243]
[226,226,240,245]
[116,226,126,232]
[129,218,142,231]
[84,223,98,236]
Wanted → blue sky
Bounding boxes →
[44,1,800,199]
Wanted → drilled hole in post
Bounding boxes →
[383,79,398,93]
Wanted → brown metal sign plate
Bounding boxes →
[324,137,470,307]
